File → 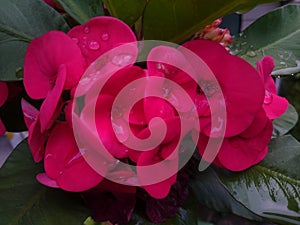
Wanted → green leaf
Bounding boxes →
[103,0,147,26]
[217,135,300,225]
[0,139,91,225]
[142,0,281,43]
[0,0,69,81]
[190,168,263,222]
[56,0,104,24]
[273,104,299,137]
[231,5,300,71]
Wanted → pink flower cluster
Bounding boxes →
[193,18,233,51]
[22,16,288,223]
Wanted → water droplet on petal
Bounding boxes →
[246,50,256,57]
[79,77,90,85]
[162,87,171,98]
[72,37,79,44]
[111,54,133,67]
[59,171,63,175]
[264,90,273,105]
[112,122,128,142]
[89,40,100,50]
[84,26,90,34]
[101,33,109,41]
[112,105,123,119]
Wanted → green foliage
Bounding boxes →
[142,0,281,43]
[56,0,105,24]
[0,0,69,81]
[217,135,300,225]
[273,104,299,137]
[102,0,147,26]
[232,5,300,71]
[0,140,90,225]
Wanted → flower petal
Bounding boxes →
[39,64,66,132]
[68,16,137,66]
[183,40,265,137]
[24,31,85,99]
[0,82,8,106]
[44,122,103,191]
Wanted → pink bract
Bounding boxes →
[256,56,289,120]
[197,109,273,171]
[68,16,137,66]
[182,40,265,137]
[43,122,103,192]
[24,30,85,99]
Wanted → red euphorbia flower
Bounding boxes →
[37,122,103,191]
[182,40,265,137]
[68,16,137,66]
[196,108,273,171]
[256,56,289,120]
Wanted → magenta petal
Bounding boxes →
[257,56,277,92]
[36,173,59,188]
[217,120,273,171]
[28,119,45,162]
[264,94,289,120]
[0,82,8,106]
[0,119,5,135]
[68,16,137,65]
[137,150,177,199]
[183,40,265,137]
[44,122,103,192]
[21,99,39,129]
[39,64,66,132]
[24,31,85,99]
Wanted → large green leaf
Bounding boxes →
[0,0,69,81]
[142,0,281,43]
[273,104,299,137]
[217,135,300,225]
[190,168,263,222]
[0,139,90,225]
[231,5,300,71]
[102,0,147,26]
[56,0,104,24]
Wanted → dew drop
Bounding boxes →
[112,105,123,119]
[246,50,257,57]
[83,26,90,34]
[111,54,133,66]
[264,90,273,105]
[101,33,109,41]
[89,40,100,50]
[59,171,63,175]
[79,77,90,85]
[72,37,79,44]
[162,87,171,97]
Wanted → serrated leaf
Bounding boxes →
[232,5,300,71]
[0,139,91,225]
[56,0,104,24]
[273,104,299,137]
[102,0,147,26]
[142,0,281,43]
[217,135,300,225]
[0,0,69,81]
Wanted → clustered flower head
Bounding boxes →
[193,18,233,51]
[21,15,288,224]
